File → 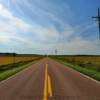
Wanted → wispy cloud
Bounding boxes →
[0,3,31,41]
[0,0,100,54]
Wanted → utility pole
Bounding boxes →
[55,49,58,55]
[13,53,16,66]
[92,8,100,40]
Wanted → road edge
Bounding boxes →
[54,59,100,85]
[0,60,38,85]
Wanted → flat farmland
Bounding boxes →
[0,54,43,81]
[52,55,100,70]
[56,55,100,64]
[51,55,100,81]
[0,55,41,66]
[64,56,100,64]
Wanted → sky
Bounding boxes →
[0,0,100,55]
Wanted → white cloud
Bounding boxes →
[31,24,60,42]
[0,2,99,55]
[0,3,13,19]
[0,1,74,43]
[0,3,32,42]
[40,37,100,55]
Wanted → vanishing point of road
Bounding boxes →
[0,58,100,100]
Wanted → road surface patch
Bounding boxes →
[43,64,53,100]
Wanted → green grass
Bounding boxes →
[56,59,100,81]
[0,61,37,81]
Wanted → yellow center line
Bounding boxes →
[43,64,53,100]
[48,75,53,97]
[43,64,48,100]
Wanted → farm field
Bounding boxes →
[0,54,42,66]
[53,55,100,69]
[0,53,43,81]
[51,55,100,81]
[0,56,38,66]
[55,55,100,62]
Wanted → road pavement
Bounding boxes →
[0,58,100,100]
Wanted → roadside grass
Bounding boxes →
[0,61,37,81]
[56,59,100,81]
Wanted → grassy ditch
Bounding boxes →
[0,60,37,81]
[54,58,100,81]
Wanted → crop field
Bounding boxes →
[0,56,37,66]
[0,54,43,81]
[52,55,100,71]
[63,56,100,64]
[0,54,43,67]
[51,55,100,81]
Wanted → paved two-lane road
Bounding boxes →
[0,58,100,100]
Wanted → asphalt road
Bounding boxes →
[0,58,100,100]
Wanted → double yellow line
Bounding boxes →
[43,64,53,100]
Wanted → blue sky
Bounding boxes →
[0,0,100,55]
